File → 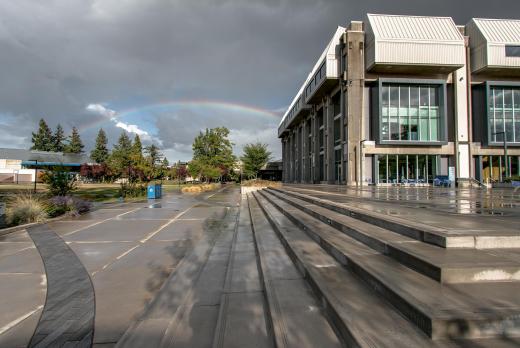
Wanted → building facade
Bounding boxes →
[0,148,92,183]
[279,14,520,186]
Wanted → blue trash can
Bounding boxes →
[147,184,162,199]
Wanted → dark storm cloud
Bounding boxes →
[1,0,519,160]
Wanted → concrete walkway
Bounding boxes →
[0,185,240,347]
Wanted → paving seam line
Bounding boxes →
[211,198,241,348]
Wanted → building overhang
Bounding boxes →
[305,78,340,104]
[368,62,463,75]
[366,14,466,74]
[466,18,520,74]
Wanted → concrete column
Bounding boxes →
[313,111,320,183]
[346,22,365,186]
[302,119,308,182]
[281,138,286,182]
[340,86,346,184]
[326,97,335,183]
[453,59,470,180]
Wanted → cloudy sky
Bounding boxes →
[1,0,519,162]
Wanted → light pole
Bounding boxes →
[492,131,508,180]
[33,160,38,193]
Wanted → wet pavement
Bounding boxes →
[0,184,240,347]
[285,184,520,235]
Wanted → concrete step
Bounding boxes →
[270,187,499,249]
[258,190,520,341]
[251,191,440,347]
[247,193,342,348]
[212,196,273,348]
[265,188,520,283]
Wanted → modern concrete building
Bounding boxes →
[279,14,520,186]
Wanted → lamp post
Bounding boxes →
[492,131,508,180]
[33,160,38,193]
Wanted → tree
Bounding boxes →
[241,142,272,179]
[158,157,169,179]
[52,124,66,152]
[191,127,236,180]
[66,127,84,153]
[171,163,187,182]
[131,134,143,161]
[144,144,162,180]
[31,118,54,151]
[108,132,133,179]
[90,128,109,163]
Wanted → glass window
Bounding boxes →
[380,83,442,142]
[506,45,520,57]
[388,155,397,184]
[332,93,341,116]
[334,118,341,145]
[489,86,520,144]
[378,155,387,183]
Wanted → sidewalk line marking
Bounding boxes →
[139,206,195,243]
[63,207,142,236]
[116,245,140,260]
[0,305,43,335]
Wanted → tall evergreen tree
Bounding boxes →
[31,118,54,151]
[90,128,109,163]
[66,127,84,153]
[108,132,133,178]
[131,134,143,159]
[52,124,66,152]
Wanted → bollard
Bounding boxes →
[0,202,6,229]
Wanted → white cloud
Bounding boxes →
[114,121,152,141]
[86,103,153,142]
[86,103,116,119]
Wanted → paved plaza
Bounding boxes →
[0,184,519,347]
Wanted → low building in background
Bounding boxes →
[258,161,283,181]
[0,148,93,183]
[279,14,520,186]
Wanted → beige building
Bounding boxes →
[279,14,520,186]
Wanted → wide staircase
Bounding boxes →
[247,187,520,347]
[118,187,520,347]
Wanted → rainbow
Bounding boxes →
[80,99,283,133]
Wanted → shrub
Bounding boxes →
[181,183,220,193]
[241,179,281,188]
[119,182,146,198]
[41,169,77,196]
[5,192,47,226]
[504,175,520,183]
[46,196,92,217]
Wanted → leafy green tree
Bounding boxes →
[52,124,66,152]
[66,127,84,153]
[241,142,272,179]
[90,128,109,163]
[191,127,236,180]
[31,118,54,151]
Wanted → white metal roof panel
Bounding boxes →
[367,14,463,42]
[472,18,520,44]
